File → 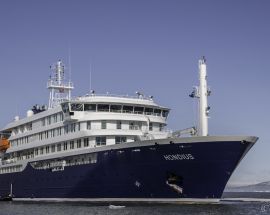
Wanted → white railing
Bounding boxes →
[75,93,154,101]
[47,80,74,89]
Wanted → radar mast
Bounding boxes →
[47,60,74,109]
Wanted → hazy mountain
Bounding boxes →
[226,181,270,192]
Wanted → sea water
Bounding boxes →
[1,193,270,215]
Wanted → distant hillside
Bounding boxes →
[226,181,270,192]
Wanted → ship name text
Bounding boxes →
[163,154,195,161]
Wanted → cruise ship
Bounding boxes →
[0,57,257,203]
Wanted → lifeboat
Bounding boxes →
[0,138,10,151]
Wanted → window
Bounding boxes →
[51,145,55,153]
[159,123,164,131]
[70,103,83,111]
[149,122,153,131]
[145,107,153,115]
[42,118,46,126]
[70,124,76,132]
[84,138,89,147]
[61,103,70,113]
[53,114,57,123]
[116,121,122,129]
[57,144,61,152]
[57,127,62,136]
[26,123,32,131]
[64,142,68,150]
[47,117,51,125]
[154,109,161,116]
[115,136,126,144]
[46,146,50,154]
[19,126,24,133]
[51,129,55,137]
[70,141,74,149]
[84,104,96,111]
[134,106,144,114]
[129,122,134,130]
[14,128,18,134]
[77,139,81,148]
[60,112,64,121]
[87,121,91,130]
[45,131,49,139]
[110,105,122,113]
[96,136,106,146]
[40,147,44,155]
[129,121,141,130]
[77,123,80,131]
[97,104,109,112]
[64,125,68,134]
[123,106,133,113]
[35,149,38,156]
[101,121,107,129]
[162,110,169,118]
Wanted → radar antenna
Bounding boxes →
[47,60,74,109]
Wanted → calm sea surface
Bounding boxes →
[0,193,270,215]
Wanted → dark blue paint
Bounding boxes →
[0,140,253,199]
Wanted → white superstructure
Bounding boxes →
[0,60,171,174]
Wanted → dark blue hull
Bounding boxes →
[0,138,255,200]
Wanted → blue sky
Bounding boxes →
[0,0,269,186]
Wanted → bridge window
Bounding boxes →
[61,103,70,113]
[154,109,161,116]
[162,110,169,117]
[71,103,83,111]
[145,108,153,115]
[123,105,133,113]
[97,104,109,112]
[134,106,144,114]
[110,105,122,113]
[85,104,96,112]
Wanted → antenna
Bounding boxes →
[89,61,92,93]
[68,47,72,81]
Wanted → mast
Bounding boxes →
[189,57,211,136]
[47,60,74,109]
